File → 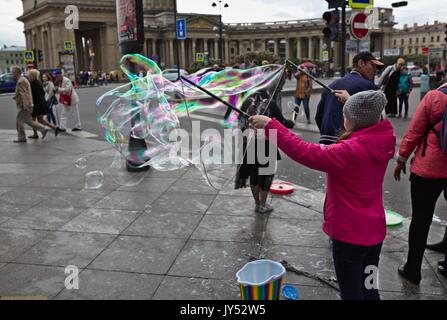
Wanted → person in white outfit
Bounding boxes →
[54,69,82,132]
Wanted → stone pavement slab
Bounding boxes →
[0,133,446,300]
[56,270,164,300]
[0,228,50,262]
[14,231,116,268]
[123,211,203,239]
[60,208,140,235]
[89,236,185,274]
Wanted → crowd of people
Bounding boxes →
[77,70,119,86]
[12,67,82,143]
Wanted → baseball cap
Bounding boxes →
[54,69,62,75]
[353,52,385,69]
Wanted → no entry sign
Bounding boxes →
[350,12,369,40]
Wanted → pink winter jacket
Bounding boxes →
[265,119,396,246]
[398,89,447,179]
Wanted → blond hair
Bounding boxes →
[28,69,40,80]
[397,58,405,65]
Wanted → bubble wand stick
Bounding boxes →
[180,76,250,119]
[286,60,336,95]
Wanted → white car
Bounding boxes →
[162,69,189,82]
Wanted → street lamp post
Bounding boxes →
[212,1,229,64]
[380,9,386,60]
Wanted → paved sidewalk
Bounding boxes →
[0,130,445,300]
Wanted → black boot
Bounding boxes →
[426,228,447,253]
[398,265,421,285]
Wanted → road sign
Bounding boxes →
[429,47,443,54]
[176,18,187,40]
[422,47,429,55]
[322,50,329,62]
[196,52,205,63]
[384,48,400,56]
[23,50,35,62]
[64,41,74,51]
[349,0,374,9]
[350,12,369,40]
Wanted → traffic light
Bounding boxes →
[37,49,43,62]
[322,10,340,42]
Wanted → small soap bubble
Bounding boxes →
[85,171,105,190]
[75,157,87,169]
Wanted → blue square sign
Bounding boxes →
[176,19,187,40]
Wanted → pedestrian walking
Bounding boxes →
[251,91,396,300]
[28,69,58,139]
[397,66,413,119]
[235,90,294,214]
[420,68,430,101]
[378,58,406,118]
[42,73,58,126]
[293,65,313,124]
[315,52,383,145]
[394,80,447,284]
[54,69,82,132]
[11,67,48,143]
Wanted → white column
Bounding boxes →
[180,40,186,68]
[319,37,324,61]
[251,40,255,52]
[169,39,174,67]
[273,40,279,56]
[238,40,242,55]
[285,39,290,60]
[296,38,301,59]
[192,39,197,61]
[152,40,156,57]
[214,40,219,60]
[308,37,314,59]
[225,40,230,64]
[204,39,209,54]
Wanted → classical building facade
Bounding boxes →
[0,46,26,74]
[391,21,447,57]
[17,0,396,74]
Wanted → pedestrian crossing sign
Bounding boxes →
[64,41,74,51]
[349,0,373,9]
[23,50,35,62]
[196,52,205,63]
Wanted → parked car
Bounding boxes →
[162,69,189,82]
[0,73,16,93]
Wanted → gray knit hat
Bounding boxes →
[343,90,387,131]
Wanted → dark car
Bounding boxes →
[0,73,16,93]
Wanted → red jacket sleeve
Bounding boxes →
[265,119,353,174]
[398,93,431,161]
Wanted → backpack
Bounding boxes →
[422,88,447,156]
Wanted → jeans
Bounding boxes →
[398,93,410,117]
[332,240,382,300]
[404,174,447,281]
[294,97,310,122]
[46,101,57,125]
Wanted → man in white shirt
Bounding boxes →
[54,70,82,132]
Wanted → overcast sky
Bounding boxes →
[1,0,445,47]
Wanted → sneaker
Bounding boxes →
[55,127,60,137]
[258,204,274,214]
[28,135,39,139]
[255,205,260,213]
[13,139,27,143]
[41,129,48,140]
[58,128,67,133]
[72,128,83,132]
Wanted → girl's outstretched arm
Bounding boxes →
[263,118,353,175]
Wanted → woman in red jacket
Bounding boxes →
[394,81,447,284]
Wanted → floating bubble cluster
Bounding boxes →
[96,54,285,185]
[75,157,87,169]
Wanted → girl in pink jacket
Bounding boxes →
[250,91,396,300]
[394,82,447,284]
